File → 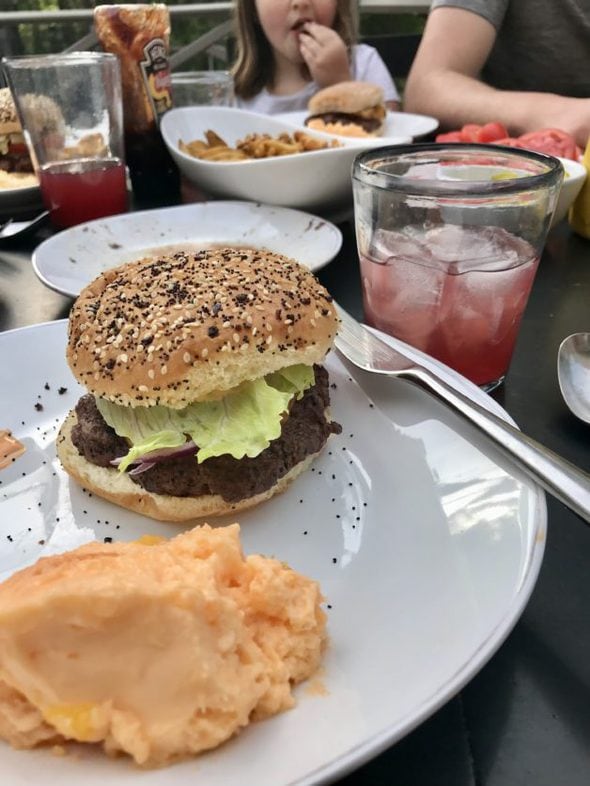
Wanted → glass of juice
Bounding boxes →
[3,52,127,229]
[352,144,563,391]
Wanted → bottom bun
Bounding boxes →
[57,410,321,522]
[306,116,383,138]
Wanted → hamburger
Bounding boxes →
[305,81,386,137]
[57,248,342,522]
[0,87,33,173]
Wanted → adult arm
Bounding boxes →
[404,7,590,147]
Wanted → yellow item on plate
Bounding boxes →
[569,137,590,238]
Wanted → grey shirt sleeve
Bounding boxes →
[429,0,509,30]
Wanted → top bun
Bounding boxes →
[67,248,338,409]
[308,81,384,115]
[0,88,21,135]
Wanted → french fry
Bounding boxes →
[179,139,208,156]
[294,130,339,151]
[197,145,231,158]
[199,148,248,161]
[205,129,228,148]
[178,128,341,163]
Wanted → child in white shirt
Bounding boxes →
[232,0,400,114]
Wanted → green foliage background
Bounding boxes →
[1,1,425,66]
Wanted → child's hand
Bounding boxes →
[299,22,351,87]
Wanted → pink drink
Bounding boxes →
[360,224,539,387]
[39,157,127,228]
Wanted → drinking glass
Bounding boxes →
[3,52,127,228]
[171,71,234,107]
[352,143,563,391]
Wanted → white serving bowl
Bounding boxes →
[552,156,587,228]
[161,106,411,212]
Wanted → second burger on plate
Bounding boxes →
[305,80,386,137]
[0,87,34,175]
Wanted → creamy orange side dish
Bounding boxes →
[0,430,25,470]
[0,524,327,766]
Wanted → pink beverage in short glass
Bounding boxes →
[3,52,127,228]
[360,224,539,388]
[352,144,563,390]
[39,158,127,228]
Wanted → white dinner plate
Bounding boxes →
[32,201,343,298]
[0,320,545,785]
[275,109,439,141]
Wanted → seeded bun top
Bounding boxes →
[0,88,21,135]
[67,248,338,409]
[308,81,384,115]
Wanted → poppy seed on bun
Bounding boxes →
[58,247,342,521]
[67,247,338,408]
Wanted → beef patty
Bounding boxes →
[305,112,382,133]
[71,365,341,503]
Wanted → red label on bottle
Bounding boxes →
[139,37,173,121]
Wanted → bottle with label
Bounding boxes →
[569,136,590,239]
[94,3,180,206]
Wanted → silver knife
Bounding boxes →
[334,303,590,524]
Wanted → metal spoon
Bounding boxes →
[0,210,50,243]
[557,333,590,424]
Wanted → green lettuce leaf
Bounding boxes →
[97,364,315,471]
[95,399,187,473]
[266,364,315,399]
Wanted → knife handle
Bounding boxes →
[410,368,590,524]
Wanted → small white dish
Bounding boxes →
[275,109,439,141]
[429,155,585,229]
[160,106,411,212]
[32,200,343,298]
[0,319,545,785]
[552,156,587,227]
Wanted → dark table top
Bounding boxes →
[0,209,589,785]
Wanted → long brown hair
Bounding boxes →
[232,0,357,99]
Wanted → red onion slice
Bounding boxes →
[128,461,156,476]
[111,440,198,473]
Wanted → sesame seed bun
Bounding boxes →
[308,81,384,116]
[67,248,338,409]
[0,88,21,136]
[57,409,323,521]
[0,87,35,174]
